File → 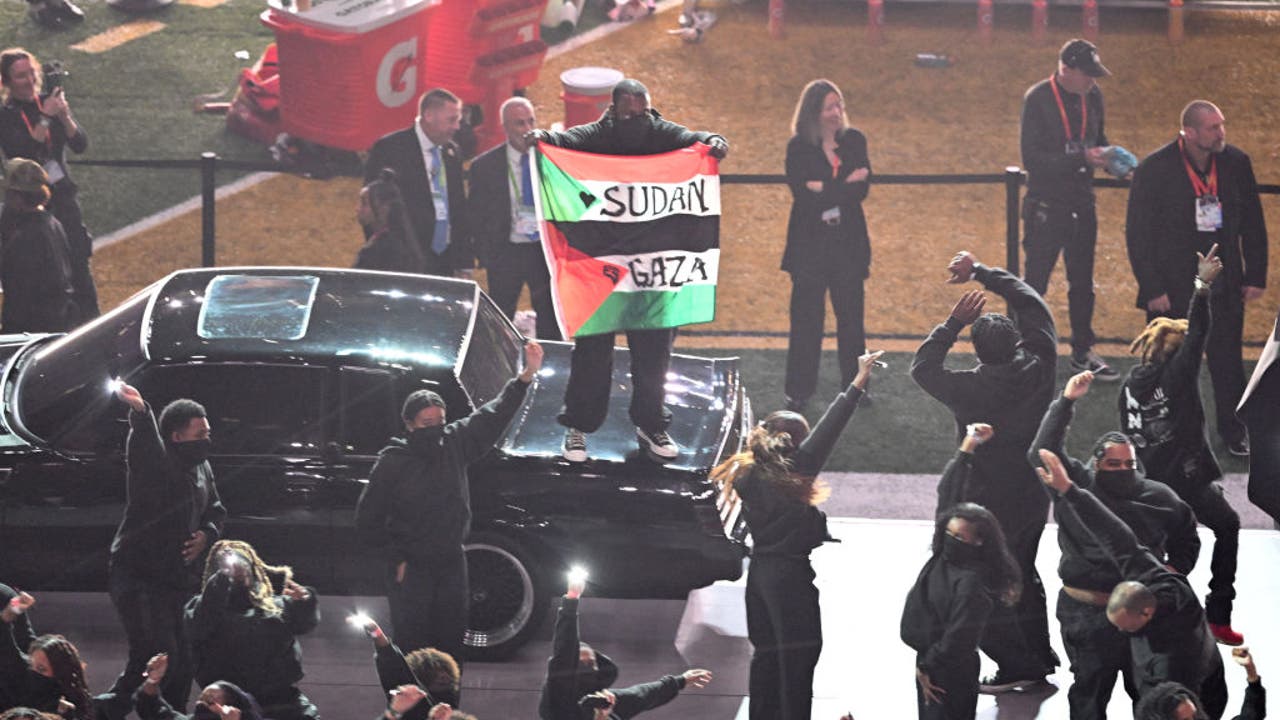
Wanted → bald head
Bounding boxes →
[1106,580,1157,633]
[1180,100,1221,130]
[1180,100,1226,156]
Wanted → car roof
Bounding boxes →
[143,267,481,375]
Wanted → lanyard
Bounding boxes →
[1048,75,1087,144]
[16,97,52,152]
[1178,137,1218,198]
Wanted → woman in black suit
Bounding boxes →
[782,79,872,411]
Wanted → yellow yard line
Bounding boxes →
[70,20,166,54]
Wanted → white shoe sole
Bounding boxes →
[636,429,679,460]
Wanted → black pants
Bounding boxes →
[48,184,99,323]
[1242,368,1280,525]
[979,514,1054,676]
[1057,590,1136,720]
[558,327,674,434]
[745,556,821,720]
[1022,196,1096,354]
[1169,480,1239,625]
[388,551,469,662]
[784,270,865,403]
[1147,287,1247,445]
[486,242,562,341]
[915,652,979,720]
[100,567,193,719]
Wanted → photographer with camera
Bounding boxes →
[539,569,712,720]
[0,48,98,324]
[185,540,320,720]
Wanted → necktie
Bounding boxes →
[430,145,450,255]
[520,152,534,207]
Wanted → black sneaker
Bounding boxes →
[636,427,679,460]
[1227,436,1250,457]
[978,671,1044,694]
[1070,350,1121,382]
[52,0,84,22]
[563,428,587,463]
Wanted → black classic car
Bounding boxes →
[0,268,750,657]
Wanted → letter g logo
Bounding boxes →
[376,37,417,108]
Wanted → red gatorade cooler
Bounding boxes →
[261,0,440,151]
[560,67,623,129]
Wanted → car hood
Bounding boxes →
[500,340,744,471]
[0,334,51,454]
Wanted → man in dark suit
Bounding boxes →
[365,88,471,277]
[468,97,561,340]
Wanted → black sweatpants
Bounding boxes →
[47,184,99,323]
[388,551,469,662]
[1022,196,1097,355]
[784,270,865,404]
[745,556,821,720]
[1168,480,1239,625]
[100,568,193,719]
[486,242,562,341]
[915,652,979,720]
[1057,590,1136,720]
[979,514,1054,676]
[558,327,674,434]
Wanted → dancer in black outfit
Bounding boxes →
[711,350,881,720]
[354,169,424,274]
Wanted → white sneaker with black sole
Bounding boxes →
[636,427,679,460]
[563,428,587,463]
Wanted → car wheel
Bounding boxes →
[463,532,547,659]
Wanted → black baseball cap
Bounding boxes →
[1060,39,1111,78]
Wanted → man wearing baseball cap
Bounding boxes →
[0,156,76,332]
[1019,39,1118,386]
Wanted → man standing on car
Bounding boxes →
[96,382,226,720]
[356,341,543,661]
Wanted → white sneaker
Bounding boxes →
[636,427,679,460]
[563,428,588,463]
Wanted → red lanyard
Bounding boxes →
[1178,137,1217,198]
[16,97,51,151]
[1048,75,1087,143]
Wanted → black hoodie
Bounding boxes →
[539,598,686,720]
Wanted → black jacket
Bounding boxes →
[185,573,320,704]
[0,209,76,333]
[911,264,1057,529]
[1231,680,1266,720]
[353,225,423,275]
[538,107,721,158]
[1020,77,1107,206]
[539,597,684,720]
[467,142,522,271]
[364,126,470,275]
[368,641,456,719]
[1031,396,1200,590]
[1121,288,1221,489]
[1052,484,1218,696]
[781,128,871,279]
[0,96,87,189]
[737,384,864,558]
[900,554,995,680]
[0,601,58,714]
[1126,140,1268,311]
[355,378,530,563]
[109,404,226,588]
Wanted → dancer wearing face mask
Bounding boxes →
[1030,370,1200,719]
[134,653,264,720]
[96,383,225,720]
[184,541,318,720]
[356,342,544,661]
[901,502,1022,720]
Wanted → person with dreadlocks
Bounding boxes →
[1120,244,1246,648]
[354,168,424,274]
[710,349,880,720]
[1032,370,1200,719]
[0,624,99,720]
[184,540,320,720]
[901,501,1022,720]
[133,652,263,720]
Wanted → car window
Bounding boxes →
[197,275,319,340]
[139,364,325,456]
[15,288,151,453]
[459,295,522,406]
[338,368,399,456]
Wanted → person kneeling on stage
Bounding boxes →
[539,572,711,720]
[902,498,1022,720]
[135,653,264,720]
[1134,646,1264,720]
[185,540,320,720]
[353,616,460,714]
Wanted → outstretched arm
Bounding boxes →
[447,342,542,464]
[1162,246,1221,387]
[911,289,986,407]
[791,351,881,476]
[936,423,992,511]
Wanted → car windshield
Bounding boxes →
[14,286,152,451]
[458,293,523,407]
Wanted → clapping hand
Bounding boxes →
[949,289,987,326]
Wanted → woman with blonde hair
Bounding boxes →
[185,540,320,720]
[712,350,880,720]
[781,79,873,412]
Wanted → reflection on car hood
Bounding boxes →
[0,334,50,453]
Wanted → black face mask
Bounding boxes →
[1095,470,1139,497]
[942,533,983,567]
[192,704,221,720]
[407,426,445,460]
[614,113,653,150]
[170,438,211,468]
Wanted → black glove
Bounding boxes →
[706,135,729,159]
